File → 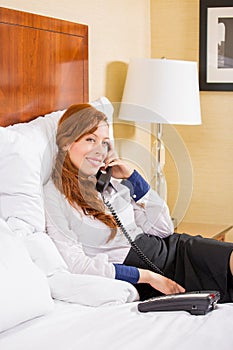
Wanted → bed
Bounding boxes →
[0,7,233,350]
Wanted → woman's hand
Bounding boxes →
[138,269,185,295]
[104,148,133,179]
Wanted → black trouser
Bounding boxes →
[124,233,233,302]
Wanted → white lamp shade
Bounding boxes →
[119,58,202,125]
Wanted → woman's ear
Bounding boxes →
[62,144,72,152]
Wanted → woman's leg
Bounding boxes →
[173,235,233,303]
[124,233,233,302]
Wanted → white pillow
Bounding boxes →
[23,231,68,277]
[0,111,63,233]
[0,97,114,234]
[0,219,54,333]
[48,271,139,307]
[22,231,139,306]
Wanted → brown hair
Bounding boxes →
[52,104,117,240]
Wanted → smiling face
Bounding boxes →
[68,121,110,176]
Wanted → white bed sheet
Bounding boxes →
[1,300,233,350]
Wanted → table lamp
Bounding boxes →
[118,57,202,207]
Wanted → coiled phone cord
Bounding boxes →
[103,197,164,276]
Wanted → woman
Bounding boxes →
[44,103,233,302]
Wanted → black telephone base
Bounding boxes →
[137,291,220,315]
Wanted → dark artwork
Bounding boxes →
[218,17,233,68]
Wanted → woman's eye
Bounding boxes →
[86,137,95,143]
[103,142,110,151]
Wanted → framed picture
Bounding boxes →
[199,0,233,91]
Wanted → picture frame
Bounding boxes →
[199,0,233,91]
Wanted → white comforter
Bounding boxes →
[1,300,233,350]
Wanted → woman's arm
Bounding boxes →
[104,150,174,238]
[133,188,174,238]
[45,209,116,277]
[122,170,174,238]
[138,269,185,295]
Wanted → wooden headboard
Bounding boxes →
[0,7,88,126]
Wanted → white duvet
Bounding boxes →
[1,300,233,350]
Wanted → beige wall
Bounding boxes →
[151,0,233,232]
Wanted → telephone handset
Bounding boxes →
[96,166,112,193]
[95,167,164,275]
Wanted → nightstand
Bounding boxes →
[175,223,233,241]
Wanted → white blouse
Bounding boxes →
[43,178,174,279]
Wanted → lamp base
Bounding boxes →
[151,123,167,201]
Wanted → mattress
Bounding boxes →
[1,300,233,350]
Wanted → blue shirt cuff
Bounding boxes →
[113,264,139,284]
[121,170,150,201]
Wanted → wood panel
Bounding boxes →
[0,7,88,126]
